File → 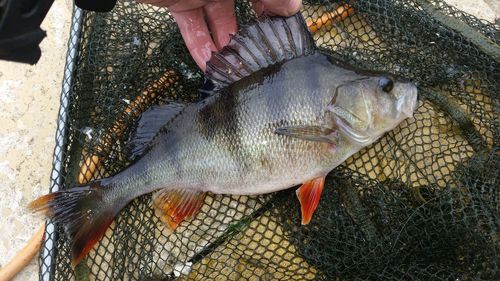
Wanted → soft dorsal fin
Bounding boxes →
[205,13,316,89]
[128,102,186,159]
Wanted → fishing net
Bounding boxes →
[40,0,499,280]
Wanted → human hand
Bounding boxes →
[136,0,302,71]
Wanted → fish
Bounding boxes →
[29,14,418,266]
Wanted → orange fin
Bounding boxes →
[152,189,206,231]
[296,176,326,225]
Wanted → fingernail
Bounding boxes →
[194,42,216,71]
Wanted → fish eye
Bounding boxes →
[379,77,394,93]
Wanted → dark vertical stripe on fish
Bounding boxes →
[196,89,243,160]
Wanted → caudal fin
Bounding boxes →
[28,181,120,266]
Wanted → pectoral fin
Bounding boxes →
[152,189,206,231]
[275,125,338,144]
[296,176,326,225]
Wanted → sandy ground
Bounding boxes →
[0,0,72,280]
[0,1,497,280]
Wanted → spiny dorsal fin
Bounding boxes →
[152,188,206,231]
[205,13,316,89]
[128,102,186,159]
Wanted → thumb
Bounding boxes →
[171,9,218,71]
[253,0,302,16]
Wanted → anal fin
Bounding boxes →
[152,189,206,231]
[296,176,326,225]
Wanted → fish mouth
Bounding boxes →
[400,85,418,118]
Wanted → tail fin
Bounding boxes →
[28,181,120,266]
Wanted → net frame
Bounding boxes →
[39,5,84,281]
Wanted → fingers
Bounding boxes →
[204,0,237,49]
[137,0,206,10]
[167,0,207,12]
[172,0,237,70]
[171,9,217,71]
[139,0,301,72]
[251,0,302,16]
[250,0,265,16]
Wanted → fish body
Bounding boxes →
[29,14,417,266]
[112,54,415,199]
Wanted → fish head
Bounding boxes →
[327,76,418,145]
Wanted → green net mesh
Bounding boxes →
[40,0,499,280]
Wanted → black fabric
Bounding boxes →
[76,0,117,12]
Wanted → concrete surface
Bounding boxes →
[0,1,497,281]
[0,1,72,280]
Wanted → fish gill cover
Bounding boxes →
[41,0,498,280]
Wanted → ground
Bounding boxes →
[0,0,497,280]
